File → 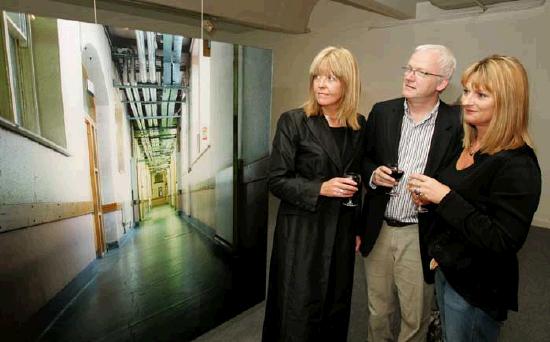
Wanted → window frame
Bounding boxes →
[3,12,28,126]
[0,11,69,155]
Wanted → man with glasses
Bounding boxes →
[356,44,462,341]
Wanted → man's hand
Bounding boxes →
[372,166,398,188]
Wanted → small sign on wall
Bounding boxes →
[201,127,208,141]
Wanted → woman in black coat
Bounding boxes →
[262,46,366,342]
[408,55,541,341]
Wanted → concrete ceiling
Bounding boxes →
[332,0,418,19]
[0,0,533,34]
[141,0,320,33]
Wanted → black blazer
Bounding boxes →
[428,146,541,320]
[358,97,462,283]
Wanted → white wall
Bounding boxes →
[189,38,213,159]
[118,104,134,229]
[0,19,97,326]
[180,40,234,236]
[0,20,92,205]
[186,40,234,184]
[80,22,134,241]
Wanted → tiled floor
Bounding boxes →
[38,205,263,341]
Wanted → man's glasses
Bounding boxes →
[401,66,444,78]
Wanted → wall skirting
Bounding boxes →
[0,201,94,233]
[101,202,122,213]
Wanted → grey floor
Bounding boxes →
[194,226,550,342]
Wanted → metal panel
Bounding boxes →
[240,46,272,164]
[215,166,234,245]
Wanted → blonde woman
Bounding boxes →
[262,46,366,341]
[408,55,541,341]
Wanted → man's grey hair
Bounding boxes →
[414,44,456,80]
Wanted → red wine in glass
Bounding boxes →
[391,168,404,181]
[342,172,361,207]
[387,165,403,196]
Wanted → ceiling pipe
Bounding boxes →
[151,70,160,121]
[147,32,157,83]
[129,55,146,129]
[142,80,153,127]
[146,32,156,126]
[172,36,183,84]
[135,30,147,83]
[161,34,173,126]
[167,35,183,127]
[122,58,143,131]
[149,89,158,127]
[162,34,173,128]
[137,30,154,126]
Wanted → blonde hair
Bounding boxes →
[461,55,533,154]
[303,46,361,130]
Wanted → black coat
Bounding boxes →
[427,146,541,320]
[263,109,367,341]
[358,98,463,284]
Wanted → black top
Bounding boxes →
[330,126,348,160]
[425,145,541,321]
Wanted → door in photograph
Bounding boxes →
[85,117,106,257]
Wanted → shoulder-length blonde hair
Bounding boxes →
[303,46,361,130]
[461,55,533,154]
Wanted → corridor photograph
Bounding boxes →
[1,1,550,342]
[0,5,271,341]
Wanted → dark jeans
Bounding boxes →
[435,269,501,342]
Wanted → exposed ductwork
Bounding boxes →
[113,28,188,172]
[167,36,184,127]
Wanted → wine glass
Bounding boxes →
[411,175,428,213]
[387,163,404,197]
[342,172,361,207]
[416,201,429,213]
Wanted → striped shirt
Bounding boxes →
[385,100,439,223]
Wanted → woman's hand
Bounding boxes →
[320,177,358,198]
[410,189,431,207]
[407,174,451,205]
